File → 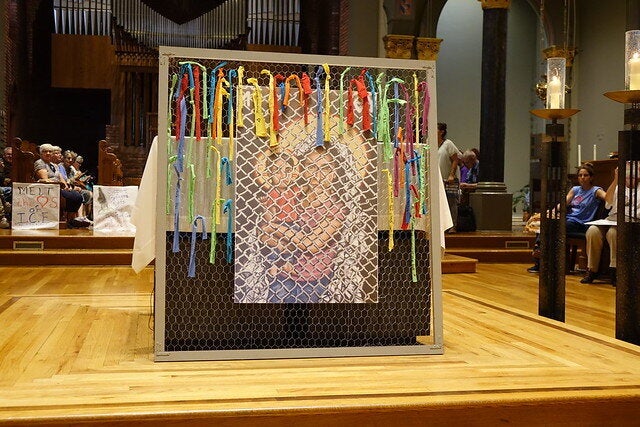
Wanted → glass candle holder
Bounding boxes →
[626,30,640,90]
[546,57,566,110]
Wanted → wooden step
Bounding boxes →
[445,232,535,249]
[445,248,533,263]
[0,249,133,265]
[0,229,134,250]
[442,253,477,273]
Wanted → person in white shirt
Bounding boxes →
[583,164,640,285]
[437,122,461,232]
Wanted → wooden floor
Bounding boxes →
[0,264,639,426]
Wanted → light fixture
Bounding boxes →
[546,57,566,109]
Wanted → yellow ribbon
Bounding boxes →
[214,74,229,146]
[284,74,303,109]
[247,78,268,138]
[236,66,245,128]
[210,145,222,225]
[261,69,278,147]
[383,168,394,251]
[322,63,331,142]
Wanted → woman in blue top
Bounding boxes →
[528,163,606,272]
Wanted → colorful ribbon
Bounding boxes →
[301,72,313,125]
[221,157,232,185]
[314,66,325,147]
[322,63,331,142]
[209,61,227,127]
[227,69,237,160]
[223,199,233,263]
[247,78,268,138]
[284,74,303,112]
[418,81,430,137]
[214,69,229,146]
[236,66,245,128]
[383,168,394,251]
[261,69,279,147]
[172,164,183,253]
[188,215,208,278]
[188,163,196,223]
[339,67,351,134]
[365,70,377,134]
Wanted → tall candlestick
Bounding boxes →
[578,145,581,166]
[593,144,597,161]
[630,52,640,90]
[547,76,561,109]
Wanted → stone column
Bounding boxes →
[469,0,512,231]
[478,0,510,183]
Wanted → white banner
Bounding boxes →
[93,185,138,235]
[11,183,61,229]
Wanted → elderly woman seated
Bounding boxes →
[33,143,90,228]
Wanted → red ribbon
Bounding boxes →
[301,73,313,125]
[346,71,371,131]
[274,74,285,132]
[194,67,201,141]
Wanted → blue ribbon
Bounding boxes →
[176,96,187,173]
[314,65,325,147]
[279,80,286,112]
[404,160,411,226]
[188,215,208,278]
[223,199,233,263]
[412,150,427,215]
[221,157,232,185]
[172,164,183,253]
[183,63,194,89]
[365,70,377,134]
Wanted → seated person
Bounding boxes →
[528,163,606,273]
[459,150,479,205]
[0,147,11,227]
[34,143,90,228]
[582,164,640,284]
[62,150,93,221]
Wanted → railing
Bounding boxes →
[52,0,300,50]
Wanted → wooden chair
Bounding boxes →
[97,140,124,186]
[10,137,39,183]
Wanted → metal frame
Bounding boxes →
[155,46,443,360]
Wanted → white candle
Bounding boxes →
[547,75,561,109]
[630,52,640,90]
[593,144,597,160]
[578,145,581,166]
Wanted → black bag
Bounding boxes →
[456,205,476,232]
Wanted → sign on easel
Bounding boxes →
[11,183,61,230]
[93,185,138,235]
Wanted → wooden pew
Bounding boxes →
[10,137,39,183]
[97,140,124,186]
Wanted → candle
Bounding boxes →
[593,144,597,161]
[578,145,581,166]
[629,52,640,90]
[547,75,561,109]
